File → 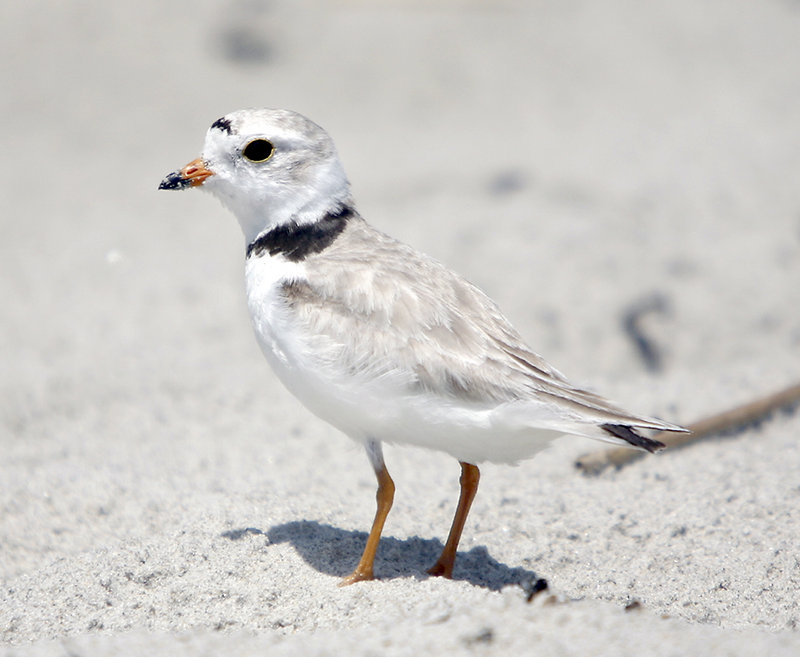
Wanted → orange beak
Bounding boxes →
[159,158,214,190]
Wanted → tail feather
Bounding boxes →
[601,423,665,453]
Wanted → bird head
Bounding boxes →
[160,108,352,244]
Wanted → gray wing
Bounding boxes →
[288,217,681,433]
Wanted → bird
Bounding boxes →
[159,108,686,585]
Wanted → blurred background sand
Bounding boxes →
[2,1,800,654]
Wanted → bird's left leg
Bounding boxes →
[340,439,395,586]
[427,461,480,578]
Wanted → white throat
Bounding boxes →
[207,157,353,246]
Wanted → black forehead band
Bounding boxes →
[211,117,233,134]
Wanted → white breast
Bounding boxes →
[244,254,397,442]
[245,255,303,365]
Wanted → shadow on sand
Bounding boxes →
[222,520,541,592]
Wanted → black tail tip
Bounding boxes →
[601,424,666,453]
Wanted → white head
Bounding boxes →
[160,108,352,244]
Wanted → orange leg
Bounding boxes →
[427,462,480,578]
[340,442,395,586]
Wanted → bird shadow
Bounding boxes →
[221,520,541,592]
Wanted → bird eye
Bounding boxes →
[242,139,274,162]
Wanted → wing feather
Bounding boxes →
[286,216,681,433]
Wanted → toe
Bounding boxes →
[339,568,375,586]
[426,561,453,578]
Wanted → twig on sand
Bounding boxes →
[576,382,800,475]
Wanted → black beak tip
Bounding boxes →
[158,171,189,191]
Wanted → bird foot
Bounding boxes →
[339,567,375,587]
[426,560,454,578]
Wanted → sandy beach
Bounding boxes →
[2,1,800,654]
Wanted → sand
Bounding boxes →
[2,1,800,654]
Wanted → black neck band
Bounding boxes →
[246,205,354,262]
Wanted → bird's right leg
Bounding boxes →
[339,439,395,586]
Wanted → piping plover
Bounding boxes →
[160,108,686,584]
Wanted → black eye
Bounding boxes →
[242,139,274,162]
